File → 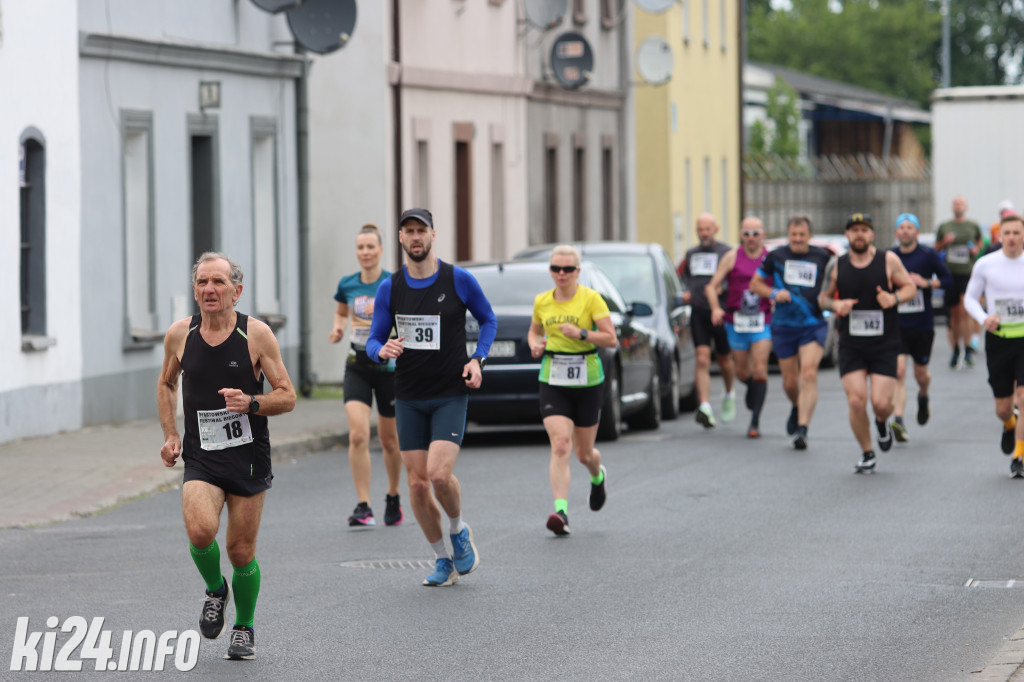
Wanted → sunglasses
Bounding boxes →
[549,265,578,274]
[742,230,763,237]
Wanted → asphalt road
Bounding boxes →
[2,360,1023,681]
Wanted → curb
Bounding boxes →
[974,626,1024,681]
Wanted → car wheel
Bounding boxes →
[629,370,661,430]
[661,357,681,420]
[597,367,622,442]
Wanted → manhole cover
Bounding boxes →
[964,578,1022,588]
[341,559,435,570]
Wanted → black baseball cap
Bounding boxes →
[399,208,433,228]
[844,212,873,230]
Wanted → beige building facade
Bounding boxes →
[633,0,742,265]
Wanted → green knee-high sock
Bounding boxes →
[189,541,225,593]
[232,558,261,628]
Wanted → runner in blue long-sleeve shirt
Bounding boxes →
[365,208,496,588]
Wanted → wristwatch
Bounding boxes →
[471,355,487,369]
[248,394,260,414]
[579,328,589,340]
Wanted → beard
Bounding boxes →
[403,241,432,263]
[849,240,870,254]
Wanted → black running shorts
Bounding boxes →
[538,382,604,427]
[343,362,396,418]
[183,447,273,497]
[985,332,1024,399]
[690,308,731,354]
[838,343,899,378]
[898,328,936,367]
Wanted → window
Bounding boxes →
[122,111,158,345]
[684,159,692,247]
[702,0,709,48]
[491,142,506,260]
[601,0,617,29]
[682,0,691,45]
[416,140,430,208]
[721,157,729,232]
[573,0,586,25]
[544,133,559,243]
[251,117,280,324]
[703,156,711,212]
[20,128,49,350]
[720,0,727,51]
[573,136,586,241]
[188,114,220,273]
[453,122,474,261]
[601,137,614,240]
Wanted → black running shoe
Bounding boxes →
[891,419,908,443]
[786,406,799,436]
[1002,425,1016,455]
[876,419,893,452]
[964,348,975,368]
[793,426,808,450]
[589,466,607,511]
[855,451,876,473]
[546,511,570,536]
[1012,458,1024,479]
[384,494,403,526]
[348,502,375,527]
[225,625,255,660]
[199,579,230,639]
[949,347,960,369]
[917,393,930,426]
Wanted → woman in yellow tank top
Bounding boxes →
[527,245,618,536]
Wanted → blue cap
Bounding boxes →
[895,213,920,230]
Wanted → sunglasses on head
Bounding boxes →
[550,265,578,274]
[742,230,763,237]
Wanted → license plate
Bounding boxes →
[466,340,516,358]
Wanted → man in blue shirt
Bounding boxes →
[888,213,953,442]
[366,208,497,588]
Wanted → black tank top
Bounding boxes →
[181,313,269,458]
[389,261,469,400]
[837,250,899,349]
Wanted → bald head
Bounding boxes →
[952,195,967,220]
[741,216,763,234]
[696,213,718,246]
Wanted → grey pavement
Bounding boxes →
[0,397,351,530]
[3,387,1024,679]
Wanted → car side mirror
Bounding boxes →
[627,301,654,317]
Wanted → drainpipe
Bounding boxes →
[392,0,404,271]
[296,52,313,396]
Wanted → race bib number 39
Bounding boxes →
[198,409,253,451]
[396,314,441,350]
[849,310,884,337]
[783,260,817,288]
[549,354,588,386]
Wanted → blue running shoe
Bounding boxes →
[451,524,479,575]
[422,558,458,586]
[786,406,799,436]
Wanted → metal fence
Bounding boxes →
[744,154,933,247]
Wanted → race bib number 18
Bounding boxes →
[396,314,441,350]
[198,410,253,451]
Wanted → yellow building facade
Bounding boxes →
[634,1,742,265]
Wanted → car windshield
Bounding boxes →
[581,254,656,305]
[468,266,546,306]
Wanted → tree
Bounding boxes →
[749,77,802,160]
[946,0,1024,87]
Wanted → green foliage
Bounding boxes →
[748,0,942,107]
[748,119,769,156]
[748,77,801,161]
[946,0,1024,87]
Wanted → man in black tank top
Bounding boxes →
[157,253,296,660]
[819,214,917,474]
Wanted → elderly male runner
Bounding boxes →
[750,214,833,450]
[888,213,953,442]
[678,213,736,428]
[366,208,497,586]
[964,212,1024,477]
[158,252,296,660]
[819,214,916,473]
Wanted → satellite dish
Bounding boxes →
[287,0,357,55]
[636,36,674,85]
[634,0,677,13]
[524,0,568,30]
[550,31,594,90]
[250,0,301,12]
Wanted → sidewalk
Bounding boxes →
[0,397,351,529]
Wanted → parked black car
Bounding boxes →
[514,242,697,418]
[464,259,661,441]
